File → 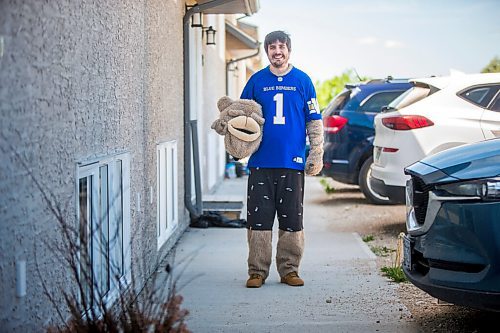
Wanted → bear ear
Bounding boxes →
[217,96,233,112]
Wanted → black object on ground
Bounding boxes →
[190,211,246,228]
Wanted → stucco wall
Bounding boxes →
[137,0,187,286]
[0,0,186,331]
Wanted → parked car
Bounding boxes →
[371,73,500,204]
[321,77,412,204]
[402,137,500,312]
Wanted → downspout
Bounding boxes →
[225,45,260,96]
[183,0,235,219]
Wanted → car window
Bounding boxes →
[459,84,500,108]
[489,92,500,112]
[388,85,432,110]
[359,91,405,113]
[322,90,351,115]
[464,87,490,105]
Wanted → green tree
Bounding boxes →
[314,69,369,111]
[481,56,500,73]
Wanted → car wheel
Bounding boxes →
[358,157,394,205]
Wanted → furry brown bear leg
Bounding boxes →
[247,229,272,279]
[276,229,305,279]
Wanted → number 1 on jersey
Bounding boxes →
[273,93,286,125]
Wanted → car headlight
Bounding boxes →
[435,177,500,200]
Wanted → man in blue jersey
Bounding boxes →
[240,30,324,288]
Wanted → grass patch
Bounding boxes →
[381,266,408,283]
[370,245,395,257]
[319,178,336,194]
[379,233,408,283]
[362,235,374,242]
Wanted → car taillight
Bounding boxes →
[323,115,348,134]
[382,115,434,130]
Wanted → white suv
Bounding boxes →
[370,73,500,204]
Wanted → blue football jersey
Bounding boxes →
[240,65,321,170]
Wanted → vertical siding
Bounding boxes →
[201,15,227,193]
[0,0,187,331]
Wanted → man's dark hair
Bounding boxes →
[264,30,291,53]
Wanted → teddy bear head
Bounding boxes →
[211,96,265,159]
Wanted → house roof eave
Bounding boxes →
[225,21,260,50]
[197,0,260,15]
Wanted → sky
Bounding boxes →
[240,0,500,83]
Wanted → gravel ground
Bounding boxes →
[316,177,497,333]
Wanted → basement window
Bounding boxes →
[157,140,178,249]
[77,153,131,306]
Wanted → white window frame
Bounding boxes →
[76,153,131,306]
[157,140,179,249]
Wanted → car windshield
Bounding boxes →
[360,91,407,113]
[323,90,351,115]
[388,85,433,110]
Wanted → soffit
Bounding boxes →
[226,22,259,50]
[197,0,260,15]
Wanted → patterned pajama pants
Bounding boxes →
[246,167,305,279]
[246,167,304,231]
